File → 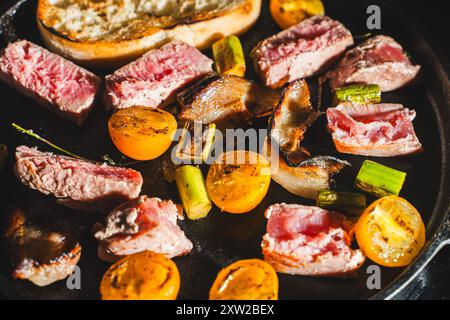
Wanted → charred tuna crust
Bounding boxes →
[177,74,279,126]
[104,40,213,110]
[252,16,353,88]
[265,80,349,199]
[268,80,350,168]
[296,155,350,173]
[268,80,320,166]
[328,35,421,92]
[3,201,81,287]
[0,40,100,125]
[176,73,221,108]
[262,139,349,200]
[14,146,143,212]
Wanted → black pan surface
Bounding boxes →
[0,0,449,300]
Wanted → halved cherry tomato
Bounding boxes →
[108,106,177,160]
[355,196,425,267]
[209,259,278,300]
[270,0,325,29]
[206,151,271,214]
[100,251,180,300]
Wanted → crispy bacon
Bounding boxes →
[177,74,279,126]
[263,139,348,199]
[326,102,422,157]
[265,80,349,199]
[261,203,364,276]
[269,80,320,165]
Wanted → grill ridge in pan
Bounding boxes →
[0,0,449,300]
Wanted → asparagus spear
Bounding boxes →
[175,165,212,220]
[317,190,366,215]
[175,122,216,162]
[355,160,406,197]
[212,35,246,77]
[333,84,381,105]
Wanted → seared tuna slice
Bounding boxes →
[94,196,193,261]
[105,40,213,110]
[326,102,422,157]
[0,40,100,125]
[328,35,421,92]
[252,16,353,88]
[14,146,143,212]
[261,203,365,276]
[3,199,81,287]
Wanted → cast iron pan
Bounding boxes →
[0,0,449,300]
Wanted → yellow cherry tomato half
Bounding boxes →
[355,196,426,267]
[108,106,177,160]
[100,252,180,300]
[206,151,271,214]
[209,259,278,300]
[270,0,325,29]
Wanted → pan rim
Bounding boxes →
[0,0,449,300]
[365,0,450,300]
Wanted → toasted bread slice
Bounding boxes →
[37,0,262,67]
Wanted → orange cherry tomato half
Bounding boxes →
[206,151,271,214]
[270,0,325,29]
[100,252,180,300]
[355,196,426,267]
[108,106,177,161]
[209,259,278,300]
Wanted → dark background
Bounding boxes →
[388,0,450,299]
[0,0,448,300]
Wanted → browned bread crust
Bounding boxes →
[37,0,261,67]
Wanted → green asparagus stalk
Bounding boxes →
[317,190,366,215]
[355,160,406,197]
[175,123,216,162]
[175,165,212,220]
[212,35,246,77]
[201,123,216,161]
[0,144,7,171]
[333,84,381,105]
